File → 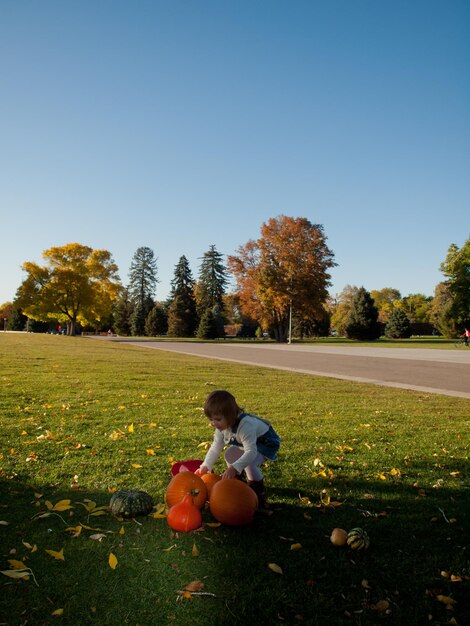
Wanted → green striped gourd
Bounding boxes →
[109,489,154,518]
[347,527,370,550]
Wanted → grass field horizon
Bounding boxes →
[1,334,468,625]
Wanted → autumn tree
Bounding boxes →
[430,283,459,337]
[16,243,122,335]
[0,301,13,330]
[329,285,360,336]
[345,287,381,340]
[167,255,198,337]
[370,288,401,323]
[439,237,470,328]
[228,215,336,342]
[401,293,432,324]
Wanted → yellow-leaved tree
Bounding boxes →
[16,243,122,335]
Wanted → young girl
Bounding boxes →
[195,389,280,509]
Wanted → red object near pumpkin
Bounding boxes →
[170,459,202,476]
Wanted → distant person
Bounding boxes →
[463,328,470,346]
[195,389,280,509]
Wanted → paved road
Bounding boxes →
[105,339,470,399]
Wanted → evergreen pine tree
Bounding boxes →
[8,305,27,331]
[167,256,198,337]
[145,303,168,336]
[345,287,381,340]
[128,246,158,316]
[196,245,228,337]
[196,245,228,315]
[113,289,134,336]
[384,309,412,338]
[131,301,147,336]
[196,308,219,339]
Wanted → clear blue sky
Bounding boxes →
[1,0,469,305]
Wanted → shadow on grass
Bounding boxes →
[1,475,468,626]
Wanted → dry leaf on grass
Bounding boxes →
[184,580,205,592]
[108,553,118,570]
[45,548,64,561]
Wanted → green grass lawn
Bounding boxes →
[1,334,468,626]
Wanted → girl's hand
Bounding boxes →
[195,466,209,476]
[221,466,239,480]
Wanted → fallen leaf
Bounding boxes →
[205,522,221,528]
[128,423,134,433]
[290,543,302,551]
[51,609,64,616]
[108,552,118,570]
[268,563,283,574]
[1,569,30,579]
[89,533,107,541]
[51,499,73,512]
[131,464,142,469]
[179,590,192,601]
[184,580,204,592]
[436,594,457,606]
[45,548,65,561]
[0,521,9,526]
[192,542,199,557]
[372,600,390,612]
[8,560,26,570]
[119,526,125,535]
[361,579,371,589]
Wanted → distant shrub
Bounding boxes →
[385,309,412,338]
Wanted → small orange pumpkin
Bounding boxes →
[167,494,202,532]
[201,473,221,500]
[166,472,207,509]
[209,479,258,526]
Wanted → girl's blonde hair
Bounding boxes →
[204,390,242,425]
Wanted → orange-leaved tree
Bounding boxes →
[228,215,336,342]
[16,243,122,335]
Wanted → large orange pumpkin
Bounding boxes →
[209,479,258,526]
[166,472,207,509]
[201,473,221,500]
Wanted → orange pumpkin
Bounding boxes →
[166,472,207,509]
[209,479,258,526]
[201,473,221,500]
[167,494,202,532]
